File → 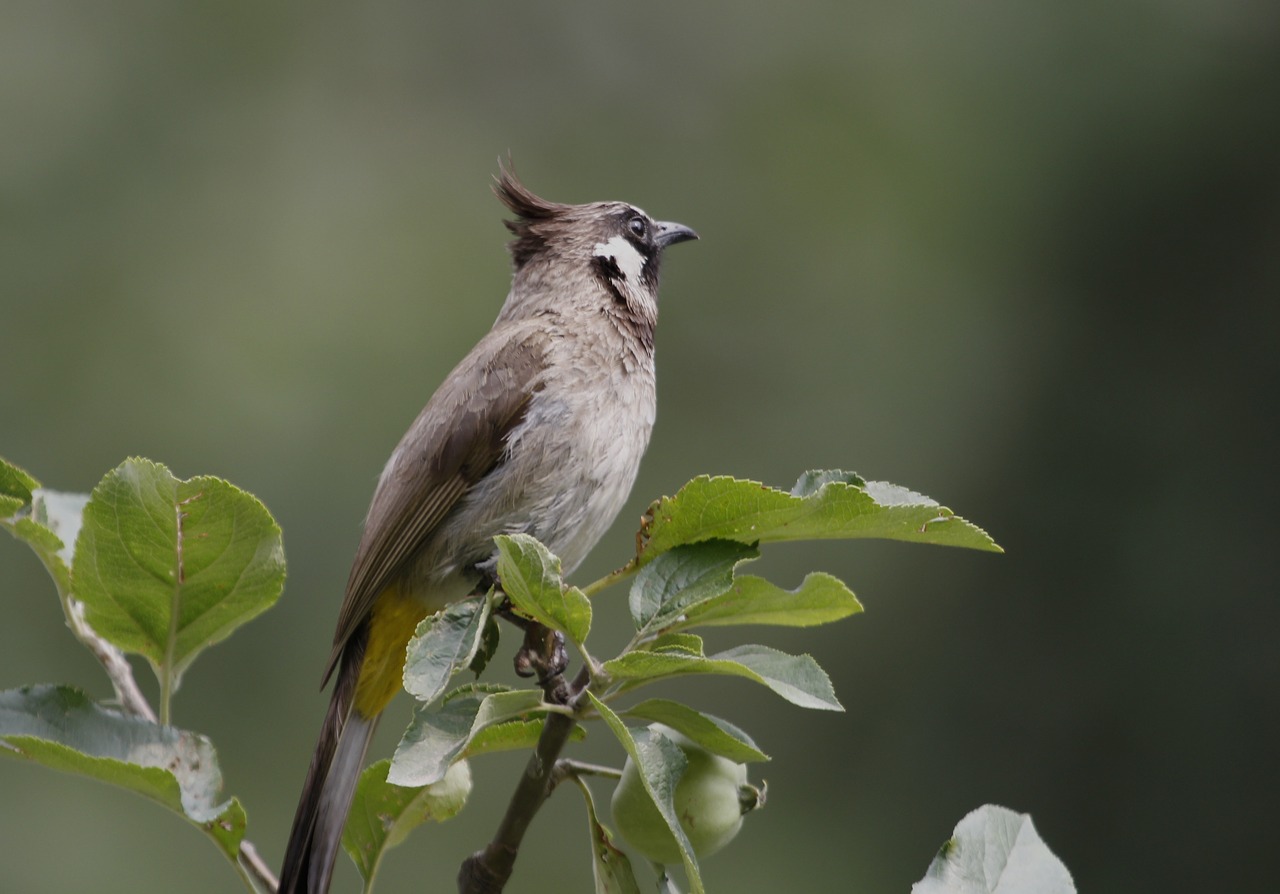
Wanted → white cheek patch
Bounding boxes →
[593,235,647,286]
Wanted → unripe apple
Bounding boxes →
[610,724,764,866]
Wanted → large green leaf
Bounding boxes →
[638,471,1001,564]
[496,533,591,647]
[604,643,842,711]
[589,694,703,894]
[72,458,285,699]
[913,805,1076,894]
[343,758,472,890]
[0,685,245,858]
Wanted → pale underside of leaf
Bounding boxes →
[912,805,1076,894]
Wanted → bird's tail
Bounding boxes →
[279,632,377,894]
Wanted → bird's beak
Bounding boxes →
[654,221,699,248]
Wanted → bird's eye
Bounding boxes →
[627,216,647,239]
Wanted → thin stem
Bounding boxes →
[580,561,638,599]
[551,759,623,791]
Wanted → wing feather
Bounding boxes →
[322,327,549,682]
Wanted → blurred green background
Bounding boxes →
[2,2,1276,892]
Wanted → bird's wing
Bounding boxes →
[322,324,549,683]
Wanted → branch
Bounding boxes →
[236,840,279,894]
[67,592,280,894]
[457,661,592,894]
[65,598,157,723]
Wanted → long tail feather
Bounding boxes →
[279,631,376,894]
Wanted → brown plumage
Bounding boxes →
[278,167,696,894]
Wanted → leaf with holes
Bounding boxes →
[403,595,491,704]
[637,471,1001,565]
[71,458,285,703]
[0,685,245,859]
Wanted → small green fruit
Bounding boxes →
[611,724,763,866]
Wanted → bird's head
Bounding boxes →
[492,165,697,331]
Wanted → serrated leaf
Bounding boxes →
[2,485,89,597]
[588,694,703,894]
[31,489,90,566]
[604,644,842,711]
[343,758,472,886]
[714,644,842,711]
[72,458,285,695]
[0,493,22,517]
[389,686,550,787]
[671,572,862,631]
[6,516,73,594]
[629,540,758,631]
[0,684,244,858]
[0,456,39,504]
[638,472,1001,564]
[912,805,1076,894]
[622,699,767,763]
[403,596,489,704]
[496,533,591,647]
[643,633,705,656]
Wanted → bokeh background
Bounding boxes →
[2,3,1277,892]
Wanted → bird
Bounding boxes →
[278,165,698,893]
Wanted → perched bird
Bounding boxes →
[278,167,697,893]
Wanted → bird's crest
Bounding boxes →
[493,161,574,268]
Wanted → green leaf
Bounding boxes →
[389,685,551,787]
[671,572,862,631]
[343,758,472,888]
[464,718,567,758]
[0,456,39,507]
[638,471,1001,564]
[403,596,490,704]
[1,481,88,597]
[72,458,286,704]
[622,699,768,763]
[913,805,1076,894]
[714,644,843,710]
[643,633,705,655]
[574,764,641,894]
[495,533,591,647]
[30,489,90,565]
[0,684,245,859]
[589,694,704,894]
[468,612,502,676]
[629,540,758,631]
[603,644,843,711]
